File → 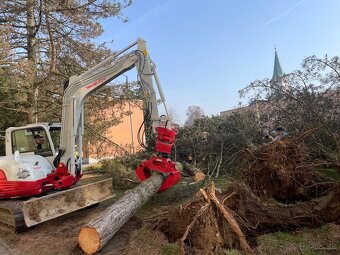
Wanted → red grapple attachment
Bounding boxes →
[155,127,176,154]
[136,156,180,192]
[136,127,180,192]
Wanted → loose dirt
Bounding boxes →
[0,202,143,255]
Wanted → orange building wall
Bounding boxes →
[107,100,144,153]
[84,100,144,162]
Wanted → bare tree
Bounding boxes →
[184,105,205,126]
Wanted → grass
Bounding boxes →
[162,243,180,255]
[274,231,306,243]
[149,179,204,205]
[79,172,112,184]
[136,178,204,218]
[215,248,241,255]
[212,176,232,190]
[256,224,340,255]
[124,226,180,255]
[316,167,340,181]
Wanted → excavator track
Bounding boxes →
[0,200,26,233]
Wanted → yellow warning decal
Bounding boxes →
[143,49,148,56]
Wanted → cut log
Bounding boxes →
[181,161,199,176]
[78,173,164,254]
[181,162,206,182]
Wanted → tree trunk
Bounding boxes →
[26,0,37,123]
[26,0,36,62]
[78,173,164,254]
[215,141,224,178]
[334,132,340,161]
[181,161,201,176]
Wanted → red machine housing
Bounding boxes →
[136,156,180,192]
[0,163,82,199]
[47,162,83,189]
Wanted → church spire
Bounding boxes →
[272,48,285,80]
[270,48,290,97]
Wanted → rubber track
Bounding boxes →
[0,200,27,232]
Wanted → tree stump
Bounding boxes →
[78,173,164,254]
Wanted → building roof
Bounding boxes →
[272,49,285,80]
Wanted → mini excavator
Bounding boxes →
[0,38,180,231]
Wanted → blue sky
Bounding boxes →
[98,0,340,124]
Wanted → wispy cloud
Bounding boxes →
[256,0,307,31]
[113,0,177,40]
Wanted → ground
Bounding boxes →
[0,171,339,255]
[256,224,340,255]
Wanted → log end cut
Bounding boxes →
[78,227,101,254]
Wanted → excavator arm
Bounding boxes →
[55,39,167,174]
[53,38,180,192]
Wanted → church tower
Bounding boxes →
[271,49,289,98]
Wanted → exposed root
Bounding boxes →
[178,203,210,254]
[208,182,254,255]
[147,181,340,254]
[243,139,333,203]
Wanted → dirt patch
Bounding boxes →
[0,204,144,255]
[0,168,144,255]
[1,205,108,255]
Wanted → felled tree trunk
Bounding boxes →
[78,173,164,254]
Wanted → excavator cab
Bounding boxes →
[6,123,60,165]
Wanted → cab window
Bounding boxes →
[49,127,61,151]
[11,128,53,156]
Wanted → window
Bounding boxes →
[11,128,52,156]
[49,127,61,151]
